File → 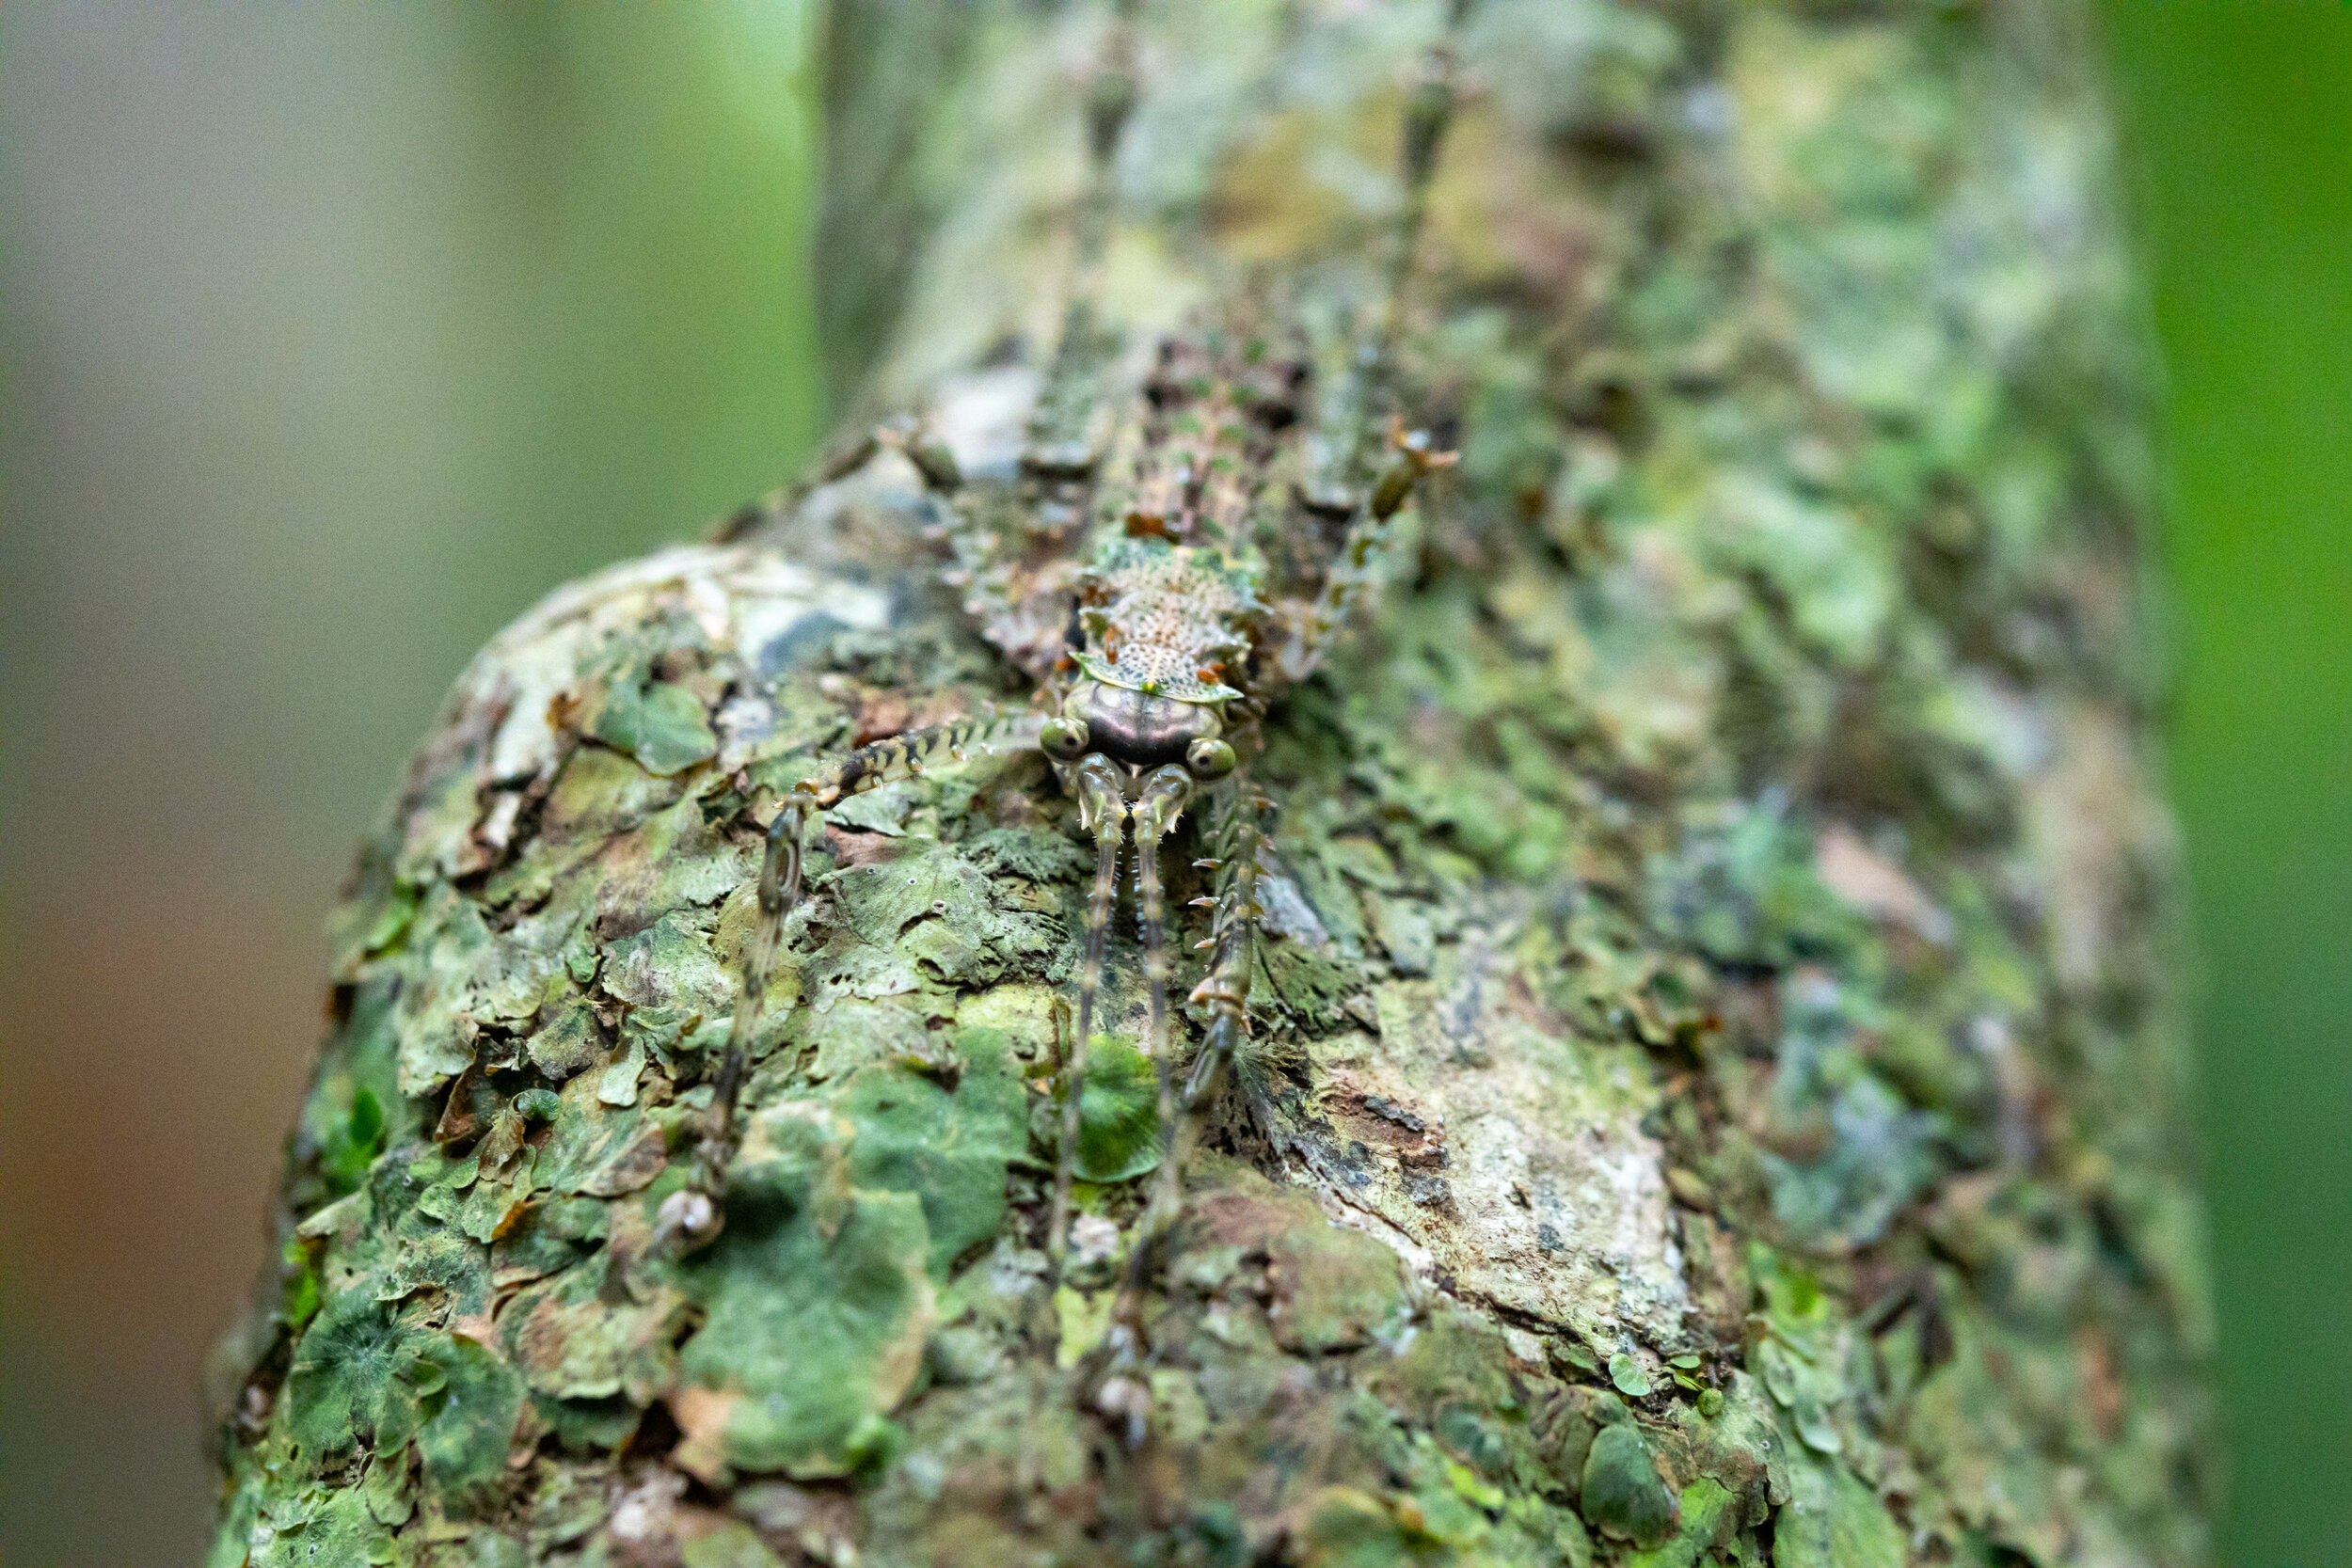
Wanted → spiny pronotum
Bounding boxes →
[660,2,1472,1343]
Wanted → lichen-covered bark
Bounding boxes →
[211,4,2211,1565]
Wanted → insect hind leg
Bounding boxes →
[1278,14,1466,681]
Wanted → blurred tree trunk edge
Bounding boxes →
[207,5,2213,1567]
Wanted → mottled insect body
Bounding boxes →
[1075,541,1255,700]
[1054,538,1255,768]
[671,6,1468,1301]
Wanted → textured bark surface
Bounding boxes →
[211,4,2212,1565]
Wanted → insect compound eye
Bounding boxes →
[1185,736,1237,781]
[1041,717,1091,761]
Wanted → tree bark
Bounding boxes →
[211,3,2212,1565]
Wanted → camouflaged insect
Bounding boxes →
[664,12,1466,1298]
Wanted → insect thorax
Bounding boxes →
[1073,540,1254,703]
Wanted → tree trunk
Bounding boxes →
[210,3,2213,1564]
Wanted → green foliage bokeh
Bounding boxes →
[2106,13,2352,1565]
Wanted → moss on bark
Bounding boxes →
[212,4,2211,1564]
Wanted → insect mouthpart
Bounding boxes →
[1066,678,1222,770]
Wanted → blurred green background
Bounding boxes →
[2104,11,2352,1567]
[0,6,2343,1564]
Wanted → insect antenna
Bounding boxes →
[1104,780,1261,1319]
[1052,753,1130,1275]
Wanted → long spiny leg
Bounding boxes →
[703,801,803,1175]
[1295,8,1465,517]
[815,704,1045,803]
[1279,14,1467,681]
[1052,752,1130,1277]
[714,416,961,545]
[659,800,806,1248]
[1127,765,1194,1223]
[1370,12,1465,387]
[1182,786,1263,1141]
[1100,780,1260,1343]
[660,707,1047,1249]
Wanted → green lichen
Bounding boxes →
[676,1106,934,1481]
[1065,1033,1164,1184]
[1581,1426,1679,1549]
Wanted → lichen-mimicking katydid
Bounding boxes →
[667,8,1469,1312]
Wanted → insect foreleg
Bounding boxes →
[659,707,1045,1251]
[707,804,801,1162]
[661,801,802,1248]
[1127,765,1193,1224]
[809,705,1045,803]
[1051,752,1129,1275]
